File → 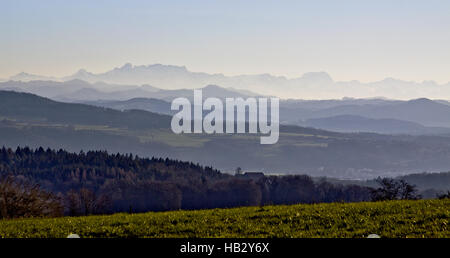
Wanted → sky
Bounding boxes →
[1,0,450,83]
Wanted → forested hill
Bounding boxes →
[0,146,371,214]
[0,90,343,137]
[0,91,170,129]
[0,146,225,189]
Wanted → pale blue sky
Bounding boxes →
[1,0,450,82]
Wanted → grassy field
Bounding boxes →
[0,199,448,238]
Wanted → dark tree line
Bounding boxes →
[0,146,380,218]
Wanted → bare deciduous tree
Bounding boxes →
[371,178,421,201]
[0,175,63,219]
[65,188,111,216]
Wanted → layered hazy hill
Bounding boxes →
[0,90,170,129]
[6,63,450,99]
[0,79,259,102]
[281,98,450,129]
[4,79,450,135]
[86,96,450,135]
[3,90,450,179]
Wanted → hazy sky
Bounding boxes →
[1,0,450,83]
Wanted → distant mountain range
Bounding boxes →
[5,63,450,99]
[0,79,260,102]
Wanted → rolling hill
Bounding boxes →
[83,98,173,115]
[3,90,450,179]
[0,80,261,102]
[290,98,450,128]
[0,91,170,129]
[300,115,450,135]
[0,199,448,238]
[5,79,450,134]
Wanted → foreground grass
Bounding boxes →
[0,199,448,238]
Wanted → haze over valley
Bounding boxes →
[2,87,450,180]
[2,1,450,182]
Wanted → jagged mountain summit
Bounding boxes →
[7,63,450,99]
